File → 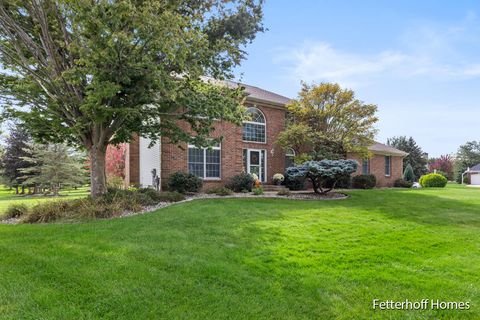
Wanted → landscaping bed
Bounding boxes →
[1,188,348,224]
[0,184,478,319]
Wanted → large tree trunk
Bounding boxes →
[89,144,108,198]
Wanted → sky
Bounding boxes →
[233,0,480,158]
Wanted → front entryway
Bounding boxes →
[243,149,267,182]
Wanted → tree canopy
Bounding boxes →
[387,136,428,180]
[454,141,480,183]
[276,82,378,161]
[0,0,264,196]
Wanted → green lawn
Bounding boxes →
[0,184,479,319]
[0,186,89,216]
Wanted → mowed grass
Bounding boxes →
[0,184,479,319]
[0,186,89,216]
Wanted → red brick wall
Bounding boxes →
[160,103,286,189]
[347,153,404,187]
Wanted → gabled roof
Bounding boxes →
[368,142,409,157]
[469,164,480,171]
[201,76,292,107]
[228,81,292,106]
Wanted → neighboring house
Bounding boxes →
[462,164,480,186]
[124,82,407,189]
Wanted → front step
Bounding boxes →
[261,184,288,192]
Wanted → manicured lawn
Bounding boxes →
[0,184,479,319]
[0,186,89,216]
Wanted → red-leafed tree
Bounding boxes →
[429,154,454,180]
[105,144,126,179]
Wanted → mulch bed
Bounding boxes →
[1,192,348,224]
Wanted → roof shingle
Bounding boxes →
[368,142,409,156]
[201,76,291,106]
[469,164,480,171]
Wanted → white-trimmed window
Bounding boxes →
[188,143,221,179]
[243,107,266,143]
[385,156,391,176]
[362,159,369,174]
[285,148,296,168]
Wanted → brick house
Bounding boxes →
[347,143,408,187]
[124,81,407,189]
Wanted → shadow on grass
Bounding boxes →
[0,190,479,319]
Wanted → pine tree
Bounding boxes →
[0,124,33,193]
[20,144,87,195]
[387,136,428,179]
[403,164,415,182]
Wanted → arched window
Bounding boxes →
[285,148,295,168]
[242,107,266,143]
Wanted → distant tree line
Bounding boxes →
[387,135,480,183]
[0,124,88,195]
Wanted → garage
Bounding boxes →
[471,173,480,185]
[463,164,480,186]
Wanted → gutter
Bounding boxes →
[245,96,289,109]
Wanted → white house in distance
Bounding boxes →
[462,164,480,186]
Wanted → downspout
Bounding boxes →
[462,167,470,185]
[158,137,162,191]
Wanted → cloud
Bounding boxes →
[275,14,480,87]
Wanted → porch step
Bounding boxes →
[261,184,288,192]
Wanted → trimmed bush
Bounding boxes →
[419,173,448,188]
[352,174,376,189]
[167,172,203,193]
[226,173,255,192]
[283,174,306,191]
[272,173,284,185]
[322,174,351,189]
[394,179,413,188]
[3,203,29,219]
[252,186,264,195]
[205,187,233,196]
[434,170,448,179]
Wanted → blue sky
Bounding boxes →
[233,0,480,157]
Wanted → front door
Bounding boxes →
[245,149,266,182]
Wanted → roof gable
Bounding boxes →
[470,164,480,171]
[368,142,409,157]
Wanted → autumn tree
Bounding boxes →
[277,82,378,161]
[429,154,454,181]
[105,144,126,179]
[0,0,264,197]
[387,136,428,180]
